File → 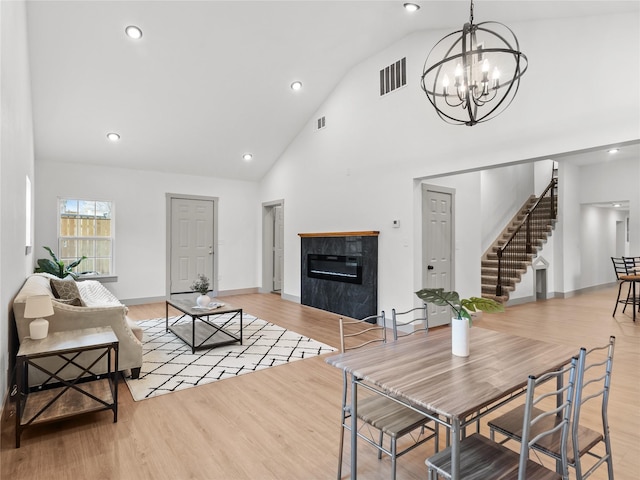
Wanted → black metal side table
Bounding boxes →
[15,326,119,447]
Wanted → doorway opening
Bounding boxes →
[262,200,284,295]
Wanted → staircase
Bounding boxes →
[481,177,558,303]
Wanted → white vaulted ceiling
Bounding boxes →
[25,1,640,181]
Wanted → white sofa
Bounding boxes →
[13,273,143,387]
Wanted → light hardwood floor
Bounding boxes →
[1,287,638,479]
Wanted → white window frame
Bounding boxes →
[57,197,115,278]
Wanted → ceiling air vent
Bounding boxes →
[380,57,406,96]
[316,116,326,130]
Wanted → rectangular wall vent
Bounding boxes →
[316,116,326,130]
[380,57,406,96]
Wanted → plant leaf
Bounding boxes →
[462,297,505,313]
[415,288,461,306]
[67,256,86,270]
[43,246,59,263]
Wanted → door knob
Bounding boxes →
[427,265,434,270]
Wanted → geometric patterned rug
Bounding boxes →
[124,314,336,401]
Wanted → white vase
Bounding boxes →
[451,317,470,357]
[196,294,211,307]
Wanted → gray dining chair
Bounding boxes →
[390,304,429,340]
[489,337,615,479]
[426,355,579,480]
[337,313,438,480]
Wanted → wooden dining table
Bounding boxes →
[326,326,578,479]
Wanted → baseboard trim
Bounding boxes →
[281,293,300,304]
[217,287,260,297]
[553,282,617,299]
[505,282,615,306]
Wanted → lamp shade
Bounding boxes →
[24,295,54,319]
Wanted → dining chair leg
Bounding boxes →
[613,281,626,316]
[603,430,615,479]
[337,422,345,480]
[427,466,436,480]
[391,437,397,480]
[378,431,384,460]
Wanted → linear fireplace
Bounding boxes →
[299,231,378,319]
[307,254,362,284]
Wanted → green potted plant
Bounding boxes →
[34,246,86,279]
[415,288,504,357]
[190,274,211,307]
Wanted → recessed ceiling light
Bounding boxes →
[404,3,420,13]
[125,25,143,39]
[290,81,303,91]
[608,148,619,154]
[612,203,622,207]
[106,132,120,142]
[242,153,253,161]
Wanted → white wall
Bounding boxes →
[259,12,640,312]
[480,162,535,253]
[35,162,259,302]
[0,0,35,399]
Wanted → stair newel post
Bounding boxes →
[496,248,503,297]
[525,213,532,255]
[551,178,557,220]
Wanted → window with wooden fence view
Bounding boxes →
[58,199,114,276]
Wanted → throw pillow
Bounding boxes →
[52,297,83,307]
[50,277,85,306]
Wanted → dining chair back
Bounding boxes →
[489,336,615,479]
[337,313,437,480]
[390,304,428,340]
[338,313,387,353]
[426,356,578,480]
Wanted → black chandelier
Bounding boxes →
[420,0,528,126]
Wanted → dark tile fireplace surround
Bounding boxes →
[299,231,378,320]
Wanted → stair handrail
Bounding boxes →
[496,176,557,296]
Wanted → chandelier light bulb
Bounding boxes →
[454,63,463,79]
[482,59,490,73]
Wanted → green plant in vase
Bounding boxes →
[415,288,504,326]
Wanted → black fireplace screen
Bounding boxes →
[307,254,363,284]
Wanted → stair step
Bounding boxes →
[482,276,517,287]
[481,189,557,304]
[481,293,510,304]
[482,284,514,294]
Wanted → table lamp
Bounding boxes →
[24,295,54,339]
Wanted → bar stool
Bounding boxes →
[620,256,640,322]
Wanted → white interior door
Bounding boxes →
[170,197,214,294]
[273,205,284,292]
[422,186,454,327]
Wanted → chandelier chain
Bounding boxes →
[469,0,474,25]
